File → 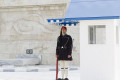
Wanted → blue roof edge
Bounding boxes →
[47,16,120,21]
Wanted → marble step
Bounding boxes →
[0,66,79,72]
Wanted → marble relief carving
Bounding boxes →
[0,10,61,59]
[0,13,59,39]
[13,14,54,34]
[0,5,79,66]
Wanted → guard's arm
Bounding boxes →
[68,36,73,55]
[56,37,60,55]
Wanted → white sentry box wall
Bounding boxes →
[79,19,120,80]
[116,19,120,80]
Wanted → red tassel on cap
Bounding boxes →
[61,26,67,30]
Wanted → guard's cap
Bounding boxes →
[61,26,67,30]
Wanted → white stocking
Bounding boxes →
[64,61,69,78]
[59,61,65,79]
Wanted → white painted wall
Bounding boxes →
[115,19,120,80]
[80,19,117,80]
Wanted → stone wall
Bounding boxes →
[0,0,80,66]
[0,0,71,6]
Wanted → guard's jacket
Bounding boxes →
[56,34,73,61]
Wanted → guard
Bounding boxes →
[56,26,73,80]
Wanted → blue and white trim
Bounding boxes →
[47,19,64,23]
[47,16,120,26]
[47,18,79,26]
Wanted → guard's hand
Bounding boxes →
[68,55,71,58]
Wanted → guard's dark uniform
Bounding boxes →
[56,34,73,61]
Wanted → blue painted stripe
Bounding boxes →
[47,16,120,22]
[65,16,120,21]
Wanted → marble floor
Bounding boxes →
[0,69,80,80]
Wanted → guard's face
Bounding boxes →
[62,29,67,35]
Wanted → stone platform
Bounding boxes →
[0,65,79,72]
